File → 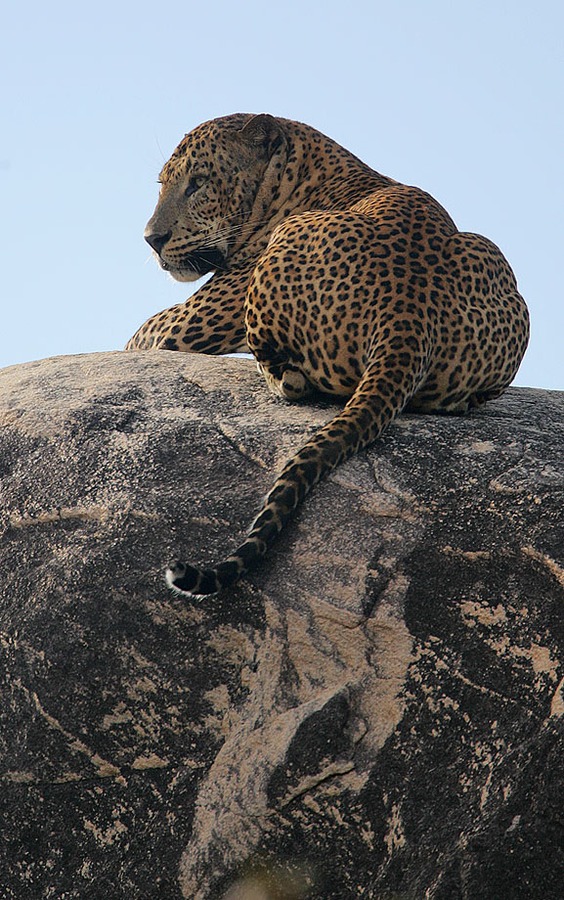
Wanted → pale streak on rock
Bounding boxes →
[8,505,110,528]
[550,677,564,718]
[522,544,564,588]
[180,580,414,898]
[32,692,124,783]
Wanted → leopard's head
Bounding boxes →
[144,114,288,282]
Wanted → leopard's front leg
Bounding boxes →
[125,269,251,354]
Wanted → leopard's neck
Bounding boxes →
[227,119,395,270]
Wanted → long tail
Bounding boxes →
[166,355,424,596]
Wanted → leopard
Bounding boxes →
[128,113,530,597]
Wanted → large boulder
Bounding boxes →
[0,351,562,899]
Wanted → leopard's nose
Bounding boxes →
[145,230,172,255]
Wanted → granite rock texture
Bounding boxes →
[0,351,562,899]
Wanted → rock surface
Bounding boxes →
[0,350,562,899]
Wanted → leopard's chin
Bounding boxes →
[161,248,227,282]
[161,262,203,284]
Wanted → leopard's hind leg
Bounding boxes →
[254,349,314,401]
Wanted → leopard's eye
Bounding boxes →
[184,174,207,199]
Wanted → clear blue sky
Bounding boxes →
[1,0,562,389]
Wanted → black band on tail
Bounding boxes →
[165,559,242,597]
[166,530,272,597]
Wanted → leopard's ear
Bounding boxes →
[238,114,285,153]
